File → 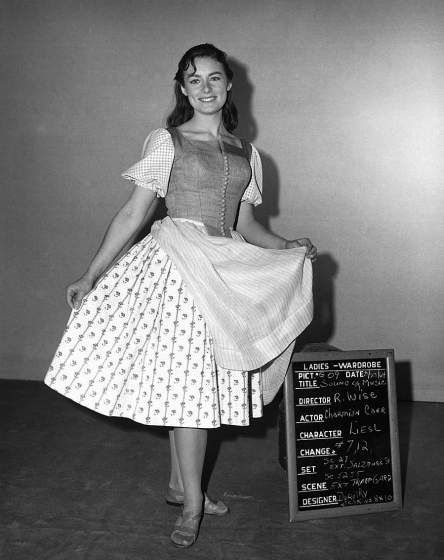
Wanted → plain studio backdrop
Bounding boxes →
[1,0,443,401]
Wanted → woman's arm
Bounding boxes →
[237,201,286,249]
[236,201,317,259]
[67,186,157,309]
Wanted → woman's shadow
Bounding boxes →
[231,57,279,231]
[295,254,338,349]
[232,56,339,346]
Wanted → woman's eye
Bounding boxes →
[211,76,221,81]
[189,79,200,84]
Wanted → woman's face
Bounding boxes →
[180,56,232,117]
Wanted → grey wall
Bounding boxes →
[1,0,443,400]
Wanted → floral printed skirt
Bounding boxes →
[44,233,263,428]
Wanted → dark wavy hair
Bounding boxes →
[166,43,238,132]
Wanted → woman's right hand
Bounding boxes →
[66,275,94,310]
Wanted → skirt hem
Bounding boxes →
[43,379,256,429]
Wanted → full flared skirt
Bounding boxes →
[44,233,263,428]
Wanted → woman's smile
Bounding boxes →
[199,96,217,103]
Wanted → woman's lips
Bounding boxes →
[199,96,217,103]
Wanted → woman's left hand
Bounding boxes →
[285,238,317,261]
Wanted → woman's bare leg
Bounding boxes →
[173,427,207,513]
[169,428,229,518]
[168,430,184,493]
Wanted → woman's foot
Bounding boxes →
[170,509,203,548]
[166,486,229,516]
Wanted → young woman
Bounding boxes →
[44,43,316,548]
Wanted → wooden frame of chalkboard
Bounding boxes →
[284,349,401,521]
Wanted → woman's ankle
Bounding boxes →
[183,492,204,514]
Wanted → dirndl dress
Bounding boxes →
[44,128,313,428]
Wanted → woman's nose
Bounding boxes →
[202,80,212,92]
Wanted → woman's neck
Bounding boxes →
[181,113,223,138]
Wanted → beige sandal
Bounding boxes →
[170,509,203,548]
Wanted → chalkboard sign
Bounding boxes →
[283,349,401,521]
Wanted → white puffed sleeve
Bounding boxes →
[241,144,263,206]
[121,128,174,197]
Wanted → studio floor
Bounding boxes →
[1,380,443,560]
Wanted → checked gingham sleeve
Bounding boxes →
[241,144,263,206]
[121,128,174,197]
